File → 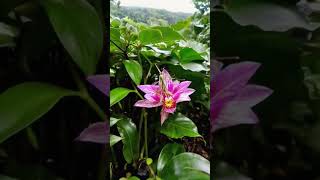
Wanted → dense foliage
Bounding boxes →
[109,1,210,179]
[213,0,320,179]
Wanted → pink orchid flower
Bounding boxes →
[134,69,195,124]
[211,61,273,132]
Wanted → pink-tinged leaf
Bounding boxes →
[134,99,162,108]
[87,75,109,96]
[76,122,108,144]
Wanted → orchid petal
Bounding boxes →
[76,122,108,144]
[164,107,176,113]
[138,85,159,94]
[215,62,260,94]
[174,88,195,102]
[211,106,258,132]
[235,85,273,107]
[162,69,172,82]
[160,110,169,125]
[173,81,191,93]
[87,75,109,96]
[145,93,161,102]
[134,99,162,108]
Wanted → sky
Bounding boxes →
[119,0,197,13]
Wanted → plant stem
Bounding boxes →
[138,109,144,158]
[110,39,129,59]
[70,66,106,122]
[134,85,144,100]
[144,111,148,158]
[84,94,106,121]
[26,127,39,150]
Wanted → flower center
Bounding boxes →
[164,96,175,109]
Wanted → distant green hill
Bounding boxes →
[110,4,193,24]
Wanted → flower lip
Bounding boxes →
[164,96,176,109]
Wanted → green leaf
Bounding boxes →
[127,176,140,180]
[224,0,320,31]
[110,88,134,107]
[160,113,201,139]
[0,22,18,47]
[110,134,122,147]
[123,60,143,85]
[0,175,17,180]
[215,161,251,180]
[172,19,191,31]
[153,26,183,42]
[161,152,210,180]
[0,82,75,143]
[180,62,209,72]
[157,143,185,176]
[117,118,139,164]
[41,0,103,75]
[111,18,121,27]
[139,29,163,45]
[179,48,204,63]
[146,158,153,165]
[110,27,121,46]
[110,117,121,127]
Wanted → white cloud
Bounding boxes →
[119,0,197,13]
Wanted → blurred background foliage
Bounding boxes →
[213,0,320,179]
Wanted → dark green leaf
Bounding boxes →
[139,29,162,45]
[153,26,183,42]
[179,48,204,63]
[110,134,122,147]
[41,0,103,75]
[110,88,134,107]
[110,117,121,127]
[160,113,201,139]
[224,0,320,31]
[0,82,75,143]
[123,60,143,85]
[215,161,251,180]
[128,176,140,180]
[157,143,185,176]
[161,152,210,180]
[0,22,18,47]
[0,175,17,180]
[180,62,209,72]
[117,118,139,164]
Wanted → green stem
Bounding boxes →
[144,61,153,84]
[84,94,106,121]
[138,109,144,159]
[144,111,148,158]
[134,85,144,100]
[26,127,39,150]
[70,66,106,122]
